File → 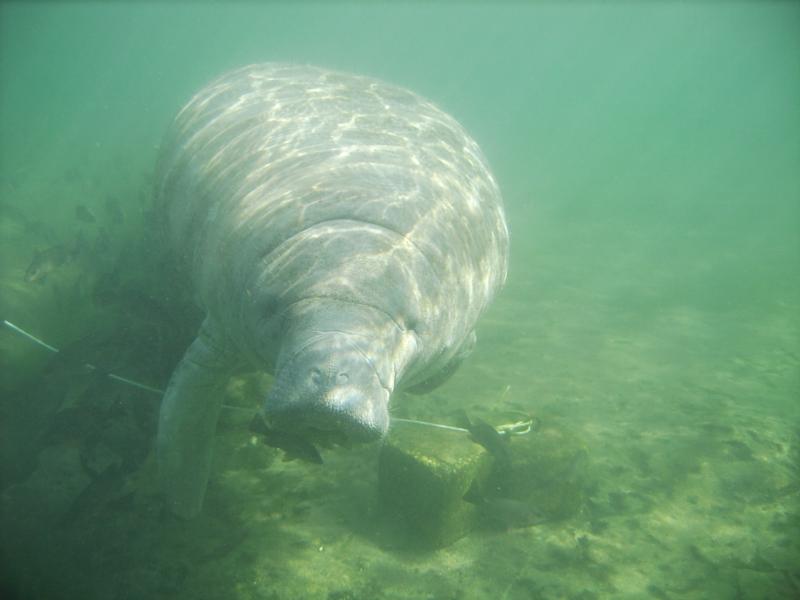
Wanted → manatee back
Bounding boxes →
[155,63,508,372]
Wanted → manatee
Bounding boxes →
[154,63,509,518]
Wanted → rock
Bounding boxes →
[378,424,493,548]
[486,423,588,522]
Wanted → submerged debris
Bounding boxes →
[75,204,96,223]
[104,196,125,224]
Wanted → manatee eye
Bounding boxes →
[309,367,323,385]
[336,372,349,384]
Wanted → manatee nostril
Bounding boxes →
[336,372,349,384]
[309,367,323,385]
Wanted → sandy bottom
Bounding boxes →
[1,198,798,599]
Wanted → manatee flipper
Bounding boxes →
[157,318,238,518]
[406,330,477,395]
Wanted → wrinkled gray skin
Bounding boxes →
[155,63,509,518]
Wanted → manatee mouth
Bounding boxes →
[263,378,389,447]
[264,404,383,444]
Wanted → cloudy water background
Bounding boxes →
[1,3,798,599]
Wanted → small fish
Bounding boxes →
[463,486,546,530]
[249,416,323,464]
[75,204,96,223]
[93,227,111,253]
[104,196,125,224]
[91,271,122,305]
[62,167,83,183]
[455,411,511,466]
[24,235,86,283]
[25,244,74,283]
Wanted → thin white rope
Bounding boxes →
[2,318,164,396]
[2,318,535,434]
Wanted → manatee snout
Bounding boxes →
[263,339,390,443]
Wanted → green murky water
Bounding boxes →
[1,3,798,599]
